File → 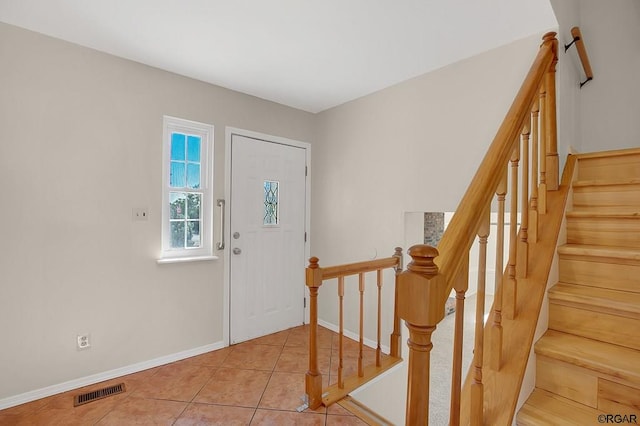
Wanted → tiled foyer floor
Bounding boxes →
[0,325,373,425]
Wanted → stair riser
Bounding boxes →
[548,304,640,351]
[535,357,640,417]
[536,356,598,407]
[573,185,640,210]
[559,258,640,293]
[599,379,640,416]
[567,217,640,248]
[577,155,640,181]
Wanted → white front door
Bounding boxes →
[229,134,307,344]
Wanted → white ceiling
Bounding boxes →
[0,0,557,113]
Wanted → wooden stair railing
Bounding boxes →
[305,248,404,409]
[397,32,561,424]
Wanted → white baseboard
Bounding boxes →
[318,319,391,354]
[0,340,225,410]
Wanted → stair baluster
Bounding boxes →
[530,99,540,242]
[539,83,548,215]
[358,273,365,377]
[506,143,520,319]
[518,122,531,278]
[449,253,469,426]
[338,276,345,389]
[471,209,490,425]
[491,172,507,371]
[376,270,383,367]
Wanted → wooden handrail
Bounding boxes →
[321,256,401,280]
[568,27,593,87]
[435,32,557,296]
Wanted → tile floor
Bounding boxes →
[0,325,374,425]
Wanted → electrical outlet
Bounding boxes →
[77,334,91,350]
[132,208,149,221]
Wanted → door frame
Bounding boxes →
[223,127,311,346]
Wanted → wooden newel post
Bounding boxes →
[398,245,446,425]
[305,257,323,410]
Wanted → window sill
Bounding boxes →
[156,255,219,265]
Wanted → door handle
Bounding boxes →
[216,199,225,250]
[233,248,242,255]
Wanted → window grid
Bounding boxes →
[161,116,213,260]
[169,191,202,250]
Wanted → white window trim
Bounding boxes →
[158,116,217,263]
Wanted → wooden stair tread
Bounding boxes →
[573,178,640,187]
[535,330,640,385]
[517,388,604,426]
[549,282,640,316]
[571,206,640,215]
[558,244,640,261]
[575,147,640,160]
[566,211,640,219]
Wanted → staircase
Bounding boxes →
[518,149,640,425]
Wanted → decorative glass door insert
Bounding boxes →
[263,180,279,226]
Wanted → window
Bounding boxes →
[159,116,215,262]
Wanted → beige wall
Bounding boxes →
[313,33,551,265]
[578,0,640,153]
[551,0,640,155]
[550,0,582,157]
[0,22,315,402]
